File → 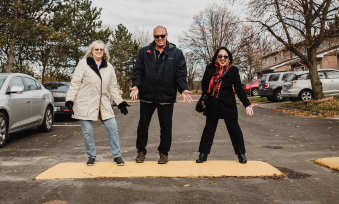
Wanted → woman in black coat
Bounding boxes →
[196,47,256,164]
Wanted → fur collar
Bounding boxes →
[86,57,108,79]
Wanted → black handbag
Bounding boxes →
[195,94,207,112]
[195,67,231,113]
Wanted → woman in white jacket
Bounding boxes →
[66,40,129,166]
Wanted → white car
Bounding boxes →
[281,69,339,101]
[0,73,54,147]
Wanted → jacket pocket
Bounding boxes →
[74,93,89,117]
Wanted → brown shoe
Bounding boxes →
[158,153,168,164]
[136,152,145,163]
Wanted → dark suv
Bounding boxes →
[43,82,71,115]
[258,72,295,102]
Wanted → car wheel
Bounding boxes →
[267,96,274,102]
[0,112,8,148]
[251,88,259,96]
[273,88,285,102]
[299,90,313,101]
[38,106,53,132]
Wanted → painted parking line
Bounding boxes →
[53,125,81,126]
[35,160,282,179]
[314,157,339,171]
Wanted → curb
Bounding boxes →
[274,106,339,120]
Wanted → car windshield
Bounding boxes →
[44,83,70,92]
[0,76,7,89]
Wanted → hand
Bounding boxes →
[117,101,130,115]
[65,101,74,115]
[130,87,139,100]
[246,104,257,116]
[182,90,193,104]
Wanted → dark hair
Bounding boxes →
[211,47,233,65]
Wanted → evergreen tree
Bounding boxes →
[61,0,111,66]
[0,0,59,73]
[109,24,140,98]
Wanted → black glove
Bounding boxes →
[117,101,130,115]
[65,101,74,115]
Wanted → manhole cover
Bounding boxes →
[262,146,283,149]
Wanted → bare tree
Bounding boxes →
[237,25,275,82]
[132,26,153,47]
[248,0,339,99]
[185,52,204,91]
[179,3,242,65]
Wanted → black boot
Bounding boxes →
[238,153,247,164]
[196,153,208,163]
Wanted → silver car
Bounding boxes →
[281,69,339,101]
[0,73,54,148]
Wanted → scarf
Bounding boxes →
[207,63,229,98]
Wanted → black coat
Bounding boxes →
[132,41,188,103]
[202,63,251,119]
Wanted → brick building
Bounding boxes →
[259,37,339,77]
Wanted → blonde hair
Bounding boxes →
[83,40,110,62]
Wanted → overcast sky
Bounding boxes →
[91,0,245,47]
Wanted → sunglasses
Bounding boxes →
[94,48,104,52]
[154,34,167,39]
[217,55,229,59]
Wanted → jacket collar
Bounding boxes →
[86,57,108,79]
[147,41,176,61]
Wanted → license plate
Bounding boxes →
[54,107,60,111]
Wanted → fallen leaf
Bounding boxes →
[184,184,191,187]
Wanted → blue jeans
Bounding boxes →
[80,117,121,159]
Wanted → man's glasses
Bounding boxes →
[217,55,229,59]
[154,34,167,39]
[94,48,104,52]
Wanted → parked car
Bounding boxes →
[281,69,339,101]
[43,82,71,115]
[233,79,260,96]
[243,79,260,96]
[0,73,54,148]
[258,72,299,102]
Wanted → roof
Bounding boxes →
[0,73,33,77]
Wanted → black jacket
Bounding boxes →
[202,63,251,119]
[132,41,188,103]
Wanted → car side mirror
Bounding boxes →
[7,86,25,94]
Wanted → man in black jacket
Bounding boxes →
[130,25,192,164]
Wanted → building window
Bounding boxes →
[274,55,277,63]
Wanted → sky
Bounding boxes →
[91,0,246,47]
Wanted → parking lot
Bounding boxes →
[1,100,339,204]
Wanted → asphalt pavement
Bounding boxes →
[1,96,339,204]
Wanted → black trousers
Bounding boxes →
[198,116,246,155]
[136,102,174,156]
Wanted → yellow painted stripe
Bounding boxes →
[35,161,282,179]
[314,157,339,170]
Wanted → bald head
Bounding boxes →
[153,26,167,35]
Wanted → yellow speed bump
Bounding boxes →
[35,161,282,180]
[314,157,339,171]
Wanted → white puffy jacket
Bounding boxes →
[66,57,124,121]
